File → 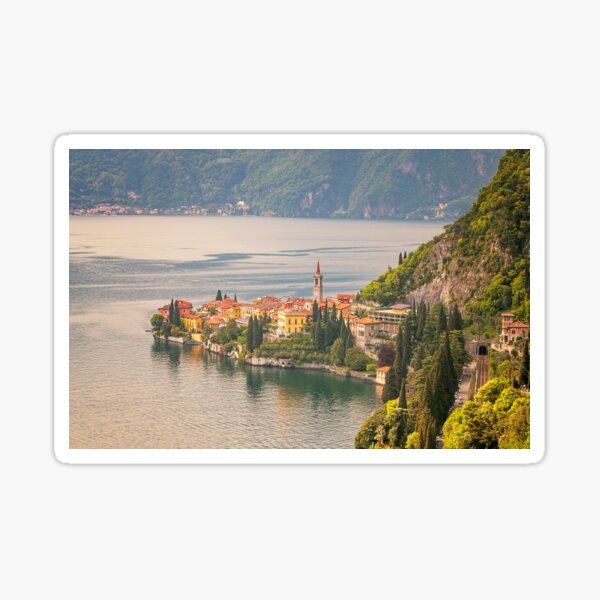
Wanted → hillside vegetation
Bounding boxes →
[69,149,502,219]
[361,149,530,328]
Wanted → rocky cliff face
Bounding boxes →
[361,150,530,320]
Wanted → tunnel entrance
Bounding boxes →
[478,345,488,356]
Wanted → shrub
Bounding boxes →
[344,347,370,371]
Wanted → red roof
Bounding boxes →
[376,366,391,372]
[315,260,321,275]
[508,321,529,328]
[356,317,380,325]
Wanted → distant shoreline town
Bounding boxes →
[70,201,450,220]
[70,200,252,217]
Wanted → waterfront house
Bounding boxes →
[350,317,383,351]
[277,309,309,336]
[182,314,203,333]
[376,366,391,385]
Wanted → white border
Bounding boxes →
[54,133,545,465]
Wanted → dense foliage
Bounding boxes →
[361,150,531,325]
[443,378,530,449]
[70,149,502,219]
[355,301,471,449]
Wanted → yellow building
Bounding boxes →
[227,304,242,320]
[242,301,279,320]
[182,314,203,333]
[277,310,309,336]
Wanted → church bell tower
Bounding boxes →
[313,260,323,303]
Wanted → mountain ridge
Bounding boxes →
[69,149,503,220]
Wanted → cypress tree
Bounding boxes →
[324,301,329,322]
[224,293,228,300]
[247,316,255,352]
[394,327,404,372]
[345,317,354,350]
[518,339,530,388]
[168,299,174,323]
[403,251,407,259]
[398,378,407,409]
[398,253,403,266]
[443,331,457,388]
[413,344,425,371]
[401,323,412,378]
[256,318,263,347]
[331,303,337,323]
[216,290,222,301]
[416,300,426,341]
[382,366,399,402]
[437,304,447,335]
[173,301,181,327]
[234,293,237,302]
[313,313,321,349]
[312,300,319,322]
[454,304,463,330]
[339,315,346,341]
[448,303,463,330]
[325,320,337,347]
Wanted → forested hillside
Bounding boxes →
[361,149,530,328]
[69,149,502,219]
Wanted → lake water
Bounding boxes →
[69,215,444,448]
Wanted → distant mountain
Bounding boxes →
[69,149,503,219]
[361,149,530,323]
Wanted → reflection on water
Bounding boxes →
[70,216,443,449]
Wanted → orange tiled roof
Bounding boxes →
[376,366,391,372]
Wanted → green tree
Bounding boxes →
[355,406,386,449]
[173,301,181,327]
[398,378,407,409]
[150,313,163,331]
[405,431,420,449]
[475,377,510,403]
[498,397,530,448]
[345,347,370,371]
[216,289,222,301]
[247,316,255,352]
[518,339,530,388]
[381,366,399,402]
[437,304,447,334]
[330,338,346,366]
[312,299,319,322]
[168,299,174,323]
[377,343,395,367]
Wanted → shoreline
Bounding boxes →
[152,333,378,385]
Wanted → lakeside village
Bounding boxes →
[71,201,449,220]
[149,261,530,388]
[72,201,250,216]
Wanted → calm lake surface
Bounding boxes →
[69,216,444,448]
